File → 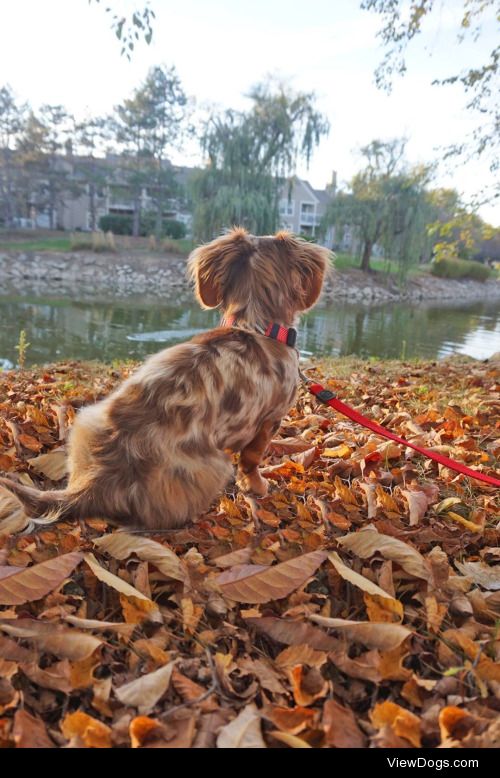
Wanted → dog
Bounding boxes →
[0,228,329,530]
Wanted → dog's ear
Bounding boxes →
[275,232,330,310]
[188,227,255,309]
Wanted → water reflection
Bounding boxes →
[0,292,498,366]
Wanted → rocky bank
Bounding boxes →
[0,250,499,304]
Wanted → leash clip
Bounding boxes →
[314,388,336,404]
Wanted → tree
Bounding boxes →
[361,1,500,197]
[426,189,493,263]
[322,139,432,273]
[0,85,26,228]
[74,115,111,231]
[110,65,190,237]
[192,80,329,240]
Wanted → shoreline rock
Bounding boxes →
[0,250,499,304]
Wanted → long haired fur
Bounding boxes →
[0,229,329,530]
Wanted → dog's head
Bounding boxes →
[188,227,330,325]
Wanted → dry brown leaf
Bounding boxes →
[289,664,328,706]
[114,661,175,714]
[93,533,187,582]
[0,551,82,605]
[216,549,327,604]
[21,660,73,692]
[371,701,421,748]
[247,616,338,651]
[275,644,328,670]
[0,619,102,660]
[364,592,403,623]
[263,705,318,735]
[217,703,266,749]
[84,552,161,624]
[171,668,218,711]
[401,484,439,525]
[268,730,312,748]
[129,716,165,748]
[327,552,396,599]
[213,547,253,568]
[309,614,411,650]
[27,448,68,480]
[337,524,428,579]
[61,711,112,748]
[322,698,366,748]
[455,560,500,591]
[13,709,54,748]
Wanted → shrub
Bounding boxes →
[163,219,186,239]
[98,214,133,235]
[430,257,492,282]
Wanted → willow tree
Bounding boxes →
[191,82,329,241]
[322,139,433,273]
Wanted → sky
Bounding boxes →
[0,0,498,224]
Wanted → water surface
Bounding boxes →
[0,292,498,367]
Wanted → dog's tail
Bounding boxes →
[0,476,82,526]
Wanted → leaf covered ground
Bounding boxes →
[0,355,498,749]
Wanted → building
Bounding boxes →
[278,173,336,247]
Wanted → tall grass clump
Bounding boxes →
[70,231,117,253]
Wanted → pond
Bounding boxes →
[0,291,499,368]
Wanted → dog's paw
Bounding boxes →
[236,470,269,497]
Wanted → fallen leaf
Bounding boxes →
[269,731,312,748]
[93,533,187,582]
[217,703,266,749]
[0,619,102,660]
[322,699,366,748]
[115,661,175,714]
[0,551,82,605]
[216,550,327,604]
[337,524,428,579]
[247,616,338,651]
[84,552,161,624]
[61,711,112,748]
[371,701,421,748]
[328,552,396,599]
[309,615,411,650]
[455,560,500,590]
[13,709,54,748]
[28,448,68,480]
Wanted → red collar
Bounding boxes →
[220,314,297,348]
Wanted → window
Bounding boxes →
[279,198,294,217]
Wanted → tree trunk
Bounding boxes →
[89,182,96,231]
[155,203,162,238]
[132,196,140,238]
[360,240,373,272]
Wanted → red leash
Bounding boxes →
[306,379,500,488]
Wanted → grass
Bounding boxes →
[0,232,195,257]
[333,251,424,277]
[0,236,72,252]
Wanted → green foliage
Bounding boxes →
[163,219,186,239]
[322,138,433,274]
[192,80,329,240]
[98,214,132,235]
[89,1,155,59]
[430,257,492,281]
[361,0,500,196]
[98,213,186,238]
